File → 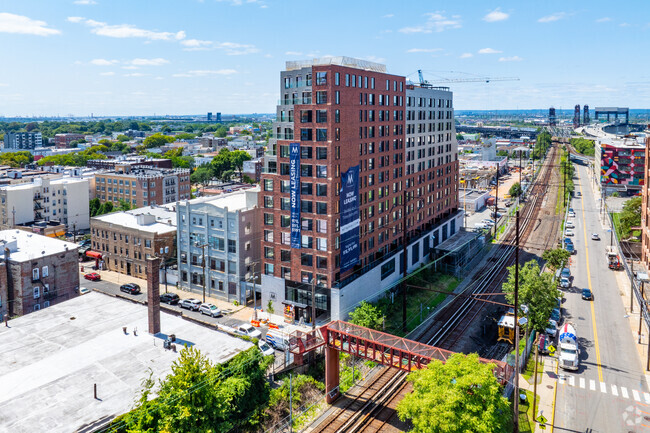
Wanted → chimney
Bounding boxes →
[146,258,161,334]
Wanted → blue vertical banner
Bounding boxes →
[289,142,301,248]
[340,165,360,272]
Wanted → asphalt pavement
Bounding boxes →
[553,165,650,432]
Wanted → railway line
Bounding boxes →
[307,145,560,433]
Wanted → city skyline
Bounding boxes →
[1,0,649,116]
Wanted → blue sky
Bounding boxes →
[0,0,649,116]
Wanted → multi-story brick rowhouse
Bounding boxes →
[260,57,461,323]
[640,135,650,270]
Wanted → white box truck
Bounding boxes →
[558,322,579,370]
[265,329,291,351]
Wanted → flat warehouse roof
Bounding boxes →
[0,293,252,433]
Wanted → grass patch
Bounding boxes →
[518,389,536,433]
[611,212,641,241]
[380,270,459,336]
[523,357,544,384]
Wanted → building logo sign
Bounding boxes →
[340,165,360,272]
[289,142,301,248]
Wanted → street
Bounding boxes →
[554,164,650,432]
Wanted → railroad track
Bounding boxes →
[308,146,559,433]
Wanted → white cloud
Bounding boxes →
[180,39,213,50]
[90,58,118,66]
[0,13,60,36]
[499,56,523,62]
[215,0,267,7]
[538,12,567,23]
[124,73,147,77]
[130,58,169,66]
[217,42,259,55]
[596,17,611,23]
[620,22,631,27]
[478,47,502,54]
[0,83,8,87]
[383,14,394,18]
[406,48,442,53]
[459,53,473,58]
[363,55,386,63]
[285,51,303,56]
[483,8,509,22]
[73,0,97,4]
[172,69,237,77]
[71,17,186,41]
[99,71,115,76]
[399,12,461,33]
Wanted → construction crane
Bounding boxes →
[416,69,519,86]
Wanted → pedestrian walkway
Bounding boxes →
[520,355,558,431]
[556,373,649,402]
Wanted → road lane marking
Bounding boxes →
[644,392,650,404]
[578,177,604,383]
[622,387,630,399]
[559,375,566,384]
[634,390,641,401]
[569,376,575,386]
[580,377,586,388]
[612,385,619,396]
[600,382,607,393]
[590,379,596,391]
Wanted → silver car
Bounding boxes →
[199,303,222,317]
[180,298,201,311]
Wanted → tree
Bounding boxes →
[456,133,464,141]
[508,182,522,198]
[89,198,101,217]
[348,301,383,330]
[175,132,196,140]
[143,133,175,149]
[191,165,214,191]
[215,126,228,138]
[113,346,271,433]
[229,150,252,181]
[502,260,560,332]
[542,248,570,272]
[397,353,511,433]
[117,199,132,211]
[619,196,642,239]
[116,134,130,142]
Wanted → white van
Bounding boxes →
[265,329,291,351]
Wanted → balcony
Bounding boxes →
[278,97,312,106]
[273,133,295,140]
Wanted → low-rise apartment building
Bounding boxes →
[176,188,260,304]
[596,136,646,194]
[94,164,191,208]
[54,133,85,149]
[0,177,90,231]
[90,205,176,278]
[0,230,79,318]
[3,132,42,150]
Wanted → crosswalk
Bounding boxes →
[558,375,650,403]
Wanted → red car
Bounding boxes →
[84,272,101,281]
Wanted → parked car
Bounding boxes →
[258,340,275,356]
[180,298,202,311]
[566,221,575,229]
[199,303,222,317]
[565,229,574,237]
[482,219,495,226]
[551,308,562,322]
[561,267,572,279]
[120,283,141,295]
[568,211,576,218]
[78,239,91,247]
[582,288,593,300]
[559,277,571,289]
[591,233,600,241]
[564,237,573,246]
[237,324,262,339]
[565,243,575,255]
[576,192,581,196]
[84,272,101,281]
[546,319,558,337]
[160,293,180,304]
[79,287,91,295]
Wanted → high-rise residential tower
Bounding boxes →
[260,57,461,323]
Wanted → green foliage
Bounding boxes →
[117,199,132,212]
[0,151,33,167]
[266,300,275,314]
[397,353,511,433]
[89,198,115,217]
[456,133,464,141]
[508,182,523,197]
[542,248,570,272]
[619,196,642,239]
[263,374,324,430]
[502,260,560,332]
[348,301,383,330]
[143,133,175,149]
[211,148,252,181]
[175,132,196,140]
[116,134,130,142]
[215,126,228,138]
[37,145,108,167]
[533,131,552,160]
[191,165,214,189]
[570,137,595,156]
[497,150,509,157]
[113,346,271,433]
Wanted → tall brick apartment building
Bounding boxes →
[94,164,191,208]
[260,57,461,322]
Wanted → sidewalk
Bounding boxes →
[520,355,558,432]
[78,262,288,326]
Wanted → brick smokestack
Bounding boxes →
[147,258,160,335]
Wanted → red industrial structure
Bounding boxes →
[289,320,513,403]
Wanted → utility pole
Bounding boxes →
[640,281,645,344]
[494,168,499,238]
[519,149,522,189]
[513,210,520,433]
[532,332,539,419]
[402,188,408,333]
